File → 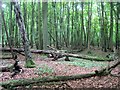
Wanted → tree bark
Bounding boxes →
[42,1,50,50]
[0,73,96,88]
[12,0,35,68]
[109,2,113,51]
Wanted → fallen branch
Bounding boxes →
[0,72,96,89]
[0,48,113,61]
[1,60,120,89]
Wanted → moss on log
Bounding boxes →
[0,73,96,89]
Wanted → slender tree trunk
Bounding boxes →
[53,2,58,49]
[80,2,84,48]
[75,2,79,46]
[108,2,113,51]
[67,3,70,47]
[103,7,108,52]
[71,2,74,47]
[38,1,43,49]
[23,2,27,29]
[30,2,34,48]
[87,2,92,49]
[2,26,4,47]
[115,3,120,49]
[42,1,50,50]
[9,2,14,46]
[12,0,35,68]
[59,2,62,47]
[101,2,104,51]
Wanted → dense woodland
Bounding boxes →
[0,0,120,89]
[1,1,120,51]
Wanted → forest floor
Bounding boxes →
[0,49,120,89]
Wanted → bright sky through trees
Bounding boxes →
[2,4,6,8]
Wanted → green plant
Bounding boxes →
[35,65,54,75]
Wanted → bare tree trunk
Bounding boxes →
[109,2,113,51]
[80,2,84,48]
[115,3,120,50]
[30,2,34,48]
[87,2,92,49]
[42,1,50,50]
[12,0,35,68]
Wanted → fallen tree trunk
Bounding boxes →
[0,48,51,54]
[0,73,96,89]
[1,59,120,89]
[0,48,113,61]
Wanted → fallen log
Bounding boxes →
[1,59,120,89]
[0,48,113,61]
[0,72,96,89]
[0,48,51,54]
[95,60,120,75]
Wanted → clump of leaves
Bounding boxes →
[35,65,54,75]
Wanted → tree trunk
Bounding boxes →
[9,2,14,46]
[1,73,96,89]
[109,2,113,51]
[12,0,35,68]
[80,2,84,48]
[67,3,70,47]
[115,3,120,49]
[38,1,43,49]
[30,2,34,48]
[42,1,50,50]
[87,2,92,49]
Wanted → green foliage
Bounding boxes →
[1,2,119,50]
[35,65,54,75]
[25,59,36,68]
[60,57,107,68]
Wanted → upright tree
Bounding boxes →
[80,2,84,48]
[30,1,35,48]
[42,1,50,50]
[108,2,113,51]
[87,2,92,49]
[115,2,120,49]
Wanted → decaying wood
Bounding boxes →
[0,48,113,61]
[1,59,120,89]
[95,60,120,75]
[0,73,96,89]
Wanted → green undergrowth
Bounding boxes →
[59,57,107,68]
[35,64,54,75]
[25,59,36,68]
